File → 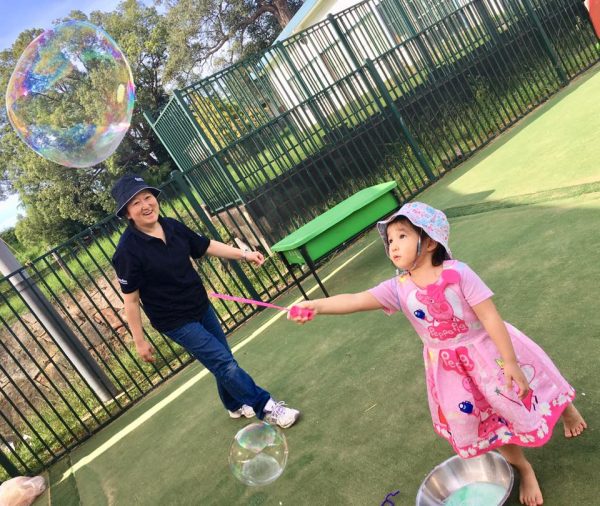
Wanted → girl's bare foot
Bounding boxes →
[562,404,587,438]
[498,445,543,506]
[519,462,544,506]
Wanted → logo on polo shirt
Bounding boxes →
[117,277,128,285]
[135,177,143,182]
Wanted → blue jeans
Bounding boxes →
[164,306,271,418]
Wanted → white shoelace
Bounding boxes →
[269,401,287,418]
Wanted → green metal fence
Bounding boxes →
[146,0,599,242]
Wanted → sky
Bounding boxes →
[0,0,126,231]
[0,0,125,51]
[0,194,21,231]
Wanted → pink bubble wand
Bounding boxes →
[209,292,314,320]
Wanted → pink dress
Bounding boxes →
[369,260,575,458]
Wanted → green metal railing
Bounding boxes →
[145,0,599,239]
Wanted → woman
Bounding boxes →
[111,174,299,428]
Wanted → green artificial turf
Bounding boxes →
[35,66,600,506]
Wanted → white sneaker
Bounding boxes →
[228,405,256,419]
[264,400,300,428]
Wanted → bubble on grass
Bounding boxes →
[5,20,135,168]
[229,422,288,486]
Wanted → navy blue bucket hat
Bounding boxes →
[111,174,161,217]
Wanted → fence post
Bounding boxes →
[172,90,244,203]
[172,90,221,155]
[473,0,501,44]
[0,241,117,403]
[290,14,434,185]
[364,59,435,182]
[387,5,438,71]
[521,0,569,83]
[143,107,190,172]
[327,14,363,70]
[0,446,20,478]
[169,171,261,301]
[326,16,375,97]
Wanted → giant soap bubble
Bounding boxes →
[5,20,135,168]
[229,422,288,486]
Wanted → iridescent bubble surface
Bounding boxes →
[5,20,135,168]
[229,422,288,486]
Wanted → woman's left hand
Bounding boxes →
[244,251,265,266]
[503,361,530,400]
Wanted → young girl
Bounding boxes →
[289,202,586,506]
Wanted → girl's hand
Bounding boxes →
[135,339,156,363]
[243,250,265,266]
[503,361,529,400]
[288,300,317,324]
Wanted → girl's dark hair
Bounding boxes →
[390,217,447,266]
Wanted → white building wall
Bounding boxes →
[267,0,506,126]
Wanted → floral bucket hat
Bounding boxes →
[376,201,453,259]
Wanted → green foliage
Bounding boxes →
[0,0,302,254]
[0,3,173,250]
[88,1,173,173]
[162,0,302,86]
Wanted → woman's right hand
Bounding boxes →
[135,339,156,362]
[244,250,265,266]
[288,300,317,324]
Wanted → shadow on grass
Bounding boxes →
[442,181,600,218]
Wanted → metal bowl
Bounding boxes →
[416,452,514,505]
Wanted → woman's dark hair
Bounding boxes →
[389,217,447,266]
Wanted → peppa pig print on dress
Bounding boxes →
[414,269,469,340]
[376,260,575,458]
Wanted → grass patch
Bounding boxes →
[443,181,600,218]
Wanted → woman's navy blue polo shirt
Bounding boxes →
[112,217,211,332]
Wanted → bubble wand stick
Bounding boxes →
[209,293,314,320]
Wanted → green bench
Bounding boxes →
[271,181,400,297]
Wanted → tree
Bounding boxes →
[161,0,303,86]
[0,1,173,248]
[0,29,43,202]
[88,1,173,176]
[0,0,302,250]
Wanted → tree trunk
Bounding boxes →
[272,0,295,27]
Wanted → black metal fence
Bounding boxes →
[1,0,599,481]
[0,172,295,481]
